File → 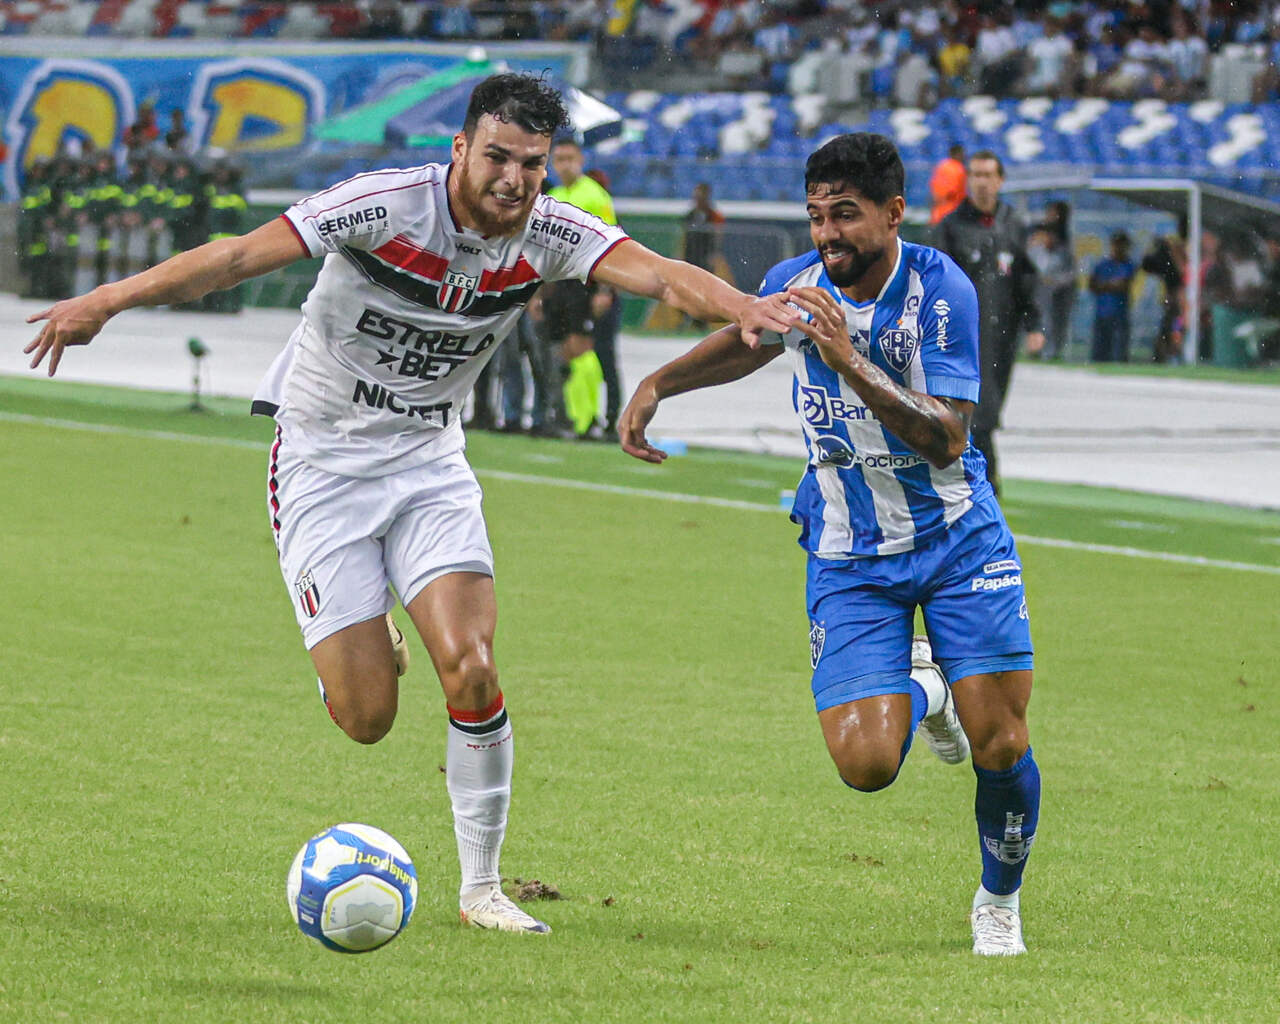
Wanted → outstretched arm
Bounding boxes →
[787,286,971,469]
[591,239,797,347]
[618,324,783,463]
[25,216,308,376]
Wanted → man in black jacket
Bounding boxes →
[936,151,1044,493]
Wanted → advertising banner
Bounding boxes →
[0,42,579,199]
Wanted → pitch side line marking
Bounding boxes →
[5,411,1279,577]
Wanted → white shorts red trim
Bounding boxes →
[267,435,494,649]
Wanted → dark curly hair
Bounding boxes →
[463,73,571,138]
[804,132,904,205]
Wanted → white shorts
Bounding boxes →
[267,426,494,649]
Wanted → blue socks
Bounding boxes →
[973,746,1040,895]
[899,680,929,766]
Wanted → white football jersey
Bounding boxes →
[252,163,628,477]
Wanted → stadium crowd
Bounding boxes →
[6,2,1280,104]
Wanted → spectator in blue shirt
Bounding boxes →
[1089,232,1136,362]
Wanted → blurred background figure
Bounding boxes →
[1027,201,1076,360]
[1141,217,1188,364]
[929,143,966,226]
[548,136,620,439]
[680,181,725,331]
[1089,232,1136,363]
[937,150,1044,495]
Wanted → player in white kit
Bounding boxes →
[23,73,800,934]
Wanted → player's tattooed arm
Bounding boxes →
[786,286,971,468]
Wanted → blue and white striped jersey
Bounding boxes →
[760,239,994,559]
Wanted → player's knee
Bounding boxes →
[970,727,1028,772]
[338,703,397,745]
[438,646,498,705]
[832,747,902,793]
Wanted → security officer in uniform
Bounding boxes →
[18,158,54,297]
[202,159,248,312]
[936,150,1044,494]
[85,149,123,287]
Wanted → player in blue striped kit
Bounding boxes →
[619,133,1040,956]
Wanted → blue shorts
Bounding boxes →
[807,497,1033,712]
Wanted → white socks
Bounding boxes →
[974,884,1020,912]
[446,694,513,899]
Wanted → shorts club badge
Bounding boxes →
[809,621,826,669]
[295,570,321,618]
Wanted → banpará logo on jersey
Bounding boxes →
[316,205,387,237]
[438,269,479,314]
[904,294,921,317]
[879,327,918,372]
[809,621,826,668]
[799,385,869,429]
[812,434,924,471]
[933,298,951,351]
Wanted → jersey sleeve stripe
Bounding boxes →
[587,236,629,281]
[279,212,311,256]
[300,179,428,223]
[297,166,425,205]
[545,208,615,240]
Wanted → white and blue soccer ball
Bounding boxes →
[286,823,418,953]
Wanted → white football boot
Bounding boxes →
[459,883,551,934]
[387,612,410,678]
[971,902,1027,956]
[911,635,970,765]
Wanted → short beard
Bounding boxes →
[823,247,883,288]
[456,166,534,237]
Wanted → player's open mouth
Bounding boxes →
[491,192,523,207]
[823,248,853,266]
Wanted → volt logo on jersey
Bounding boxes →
[879,327,918,372]
[438,270,479,313]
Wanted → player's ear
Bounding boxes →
[886,195,905,230]
[452,131,467,162]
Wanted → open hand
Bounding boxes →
[24,291,113,376]
[617,379,667,464]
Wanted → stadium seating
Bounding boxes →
[589,92,1280,204]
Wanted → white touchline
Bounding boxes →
[6,410,1279,577]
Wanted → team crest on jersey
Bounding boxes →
[879,327,918,373]
[295,570,320,618]
[809,621,826,668]
[799,385,831,428]
[437,269,479,314]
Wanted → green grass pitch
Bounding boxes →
[1,376,1278,1023]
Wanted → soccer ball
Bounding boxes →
[286,823,418,953]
